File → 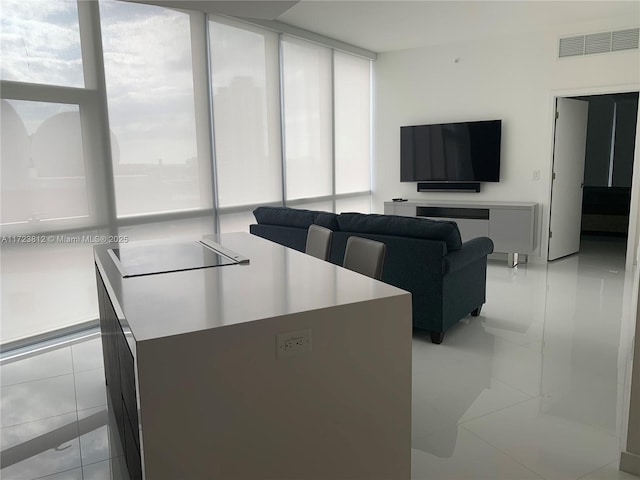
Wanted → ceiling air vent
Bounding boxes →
[559,28,639,58]
[585,32,611,54]
[559,35,585,57]
[612,28,640,51]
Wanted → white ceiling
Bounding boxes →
[125,0,301,19]
[275,1,640,53]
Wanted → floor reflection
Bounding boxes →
[0,336,130,480]
[1,236,637,480]
[412,236,637,480]
[542,239,626,436]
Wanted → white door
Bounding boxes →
[548,97,589,261]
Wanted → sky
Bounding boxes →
[0,0,83,86]
[0,0,199,166]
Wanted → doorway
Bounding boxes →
[548,91,639,262]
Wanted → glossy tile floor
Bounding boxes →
[1,235,639,480]
[0,331,129,480]
[411,236,639,480]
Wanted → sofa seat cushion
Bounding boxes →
[336,213,463,251]
[253,206,320,229]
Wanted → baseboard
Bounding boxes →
[620,450,640,476]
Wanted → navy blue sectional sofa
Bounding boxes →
[250,206,494,344]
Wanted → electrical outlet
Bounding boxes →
[277,329,312,359]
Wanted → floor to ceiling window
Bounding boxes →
[282,37,334,204]
[98,0,216,243]
[0,0,106,344]
[211,23,373,232]
[334,51,373,213]
[100,1,211,218]
[0,1,373,346]
[209,17,283,233]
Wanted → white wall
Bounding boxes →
[621,98,640,477]
[374,19,639,259]
[621,281,640,474]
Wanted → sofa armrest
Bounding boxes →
[442,237,494,274]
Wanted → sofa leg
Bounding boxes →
[430,331,444,344]
[471,305,483,317]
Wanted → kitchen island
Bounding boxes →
[94,232,412,480]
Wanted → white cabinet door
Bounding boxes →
[490,207,535,253]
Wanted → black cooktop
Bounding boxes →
[108,240,246,277]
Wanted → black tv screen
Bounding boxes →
[400,120,501,182]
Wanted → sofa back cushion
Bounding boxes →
[249,224,308,252]
[336,213,462,251]
[315,212,339,230]
[253,206,318,229]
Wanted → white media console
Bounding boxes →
[384,200,537,267]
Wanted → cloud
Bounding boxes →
[98,1,198,164]
[100,1,194,103]
[0,0,83,86]
[1,0,226,165]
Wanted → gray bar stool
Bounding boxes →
[343,236,386,280]
[305,225,333,261]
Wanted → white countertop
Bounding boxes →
[95,232,409,343]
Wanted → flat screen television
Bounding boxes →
[400,120,501,182]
